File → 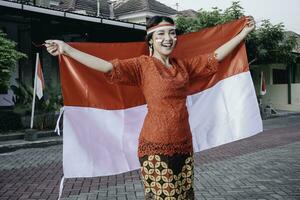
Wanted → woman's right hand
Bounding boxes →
[45,39,113,72]
[45,40,69,56]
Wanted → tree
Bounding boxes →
[175,1,297,65]
[222,1,244,22]
[176,1,244,32]
[246,20,297,64]
[0,29,27,90]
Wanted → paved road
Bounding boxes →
[0,115,300,200]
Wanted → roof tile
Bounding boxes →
[50,0,177,18]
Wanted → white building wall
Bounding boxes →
[292,84,300,105]
[0,68,18,106]
[252,63,300,111]
[261,83,300,111]
[117,11,175,24]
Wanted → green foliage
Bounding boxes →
[192,7,224,31]
[176,15,196,33]
[175,1,297,64]
[11,79,63,116]
[176,1,244,33]
[0,111,22,133]
[246,20,297,64]
[222,1,244,22]
[11,80,33,115]
[10,79,63,130]
[0,29,27,90]
[39,84,63,113]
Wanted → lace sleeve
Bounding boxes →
[104,57,142,86]
[184,53,219,79]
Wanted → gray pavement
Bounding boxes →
[0,115,300,200]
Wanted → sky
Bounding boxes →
[157,0,300,34]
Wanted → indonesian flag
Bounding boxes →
[260,71,266,95]
[58,17,263,178]
[35,53,45,99]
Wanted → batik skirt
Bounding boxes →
[139,153,194,200]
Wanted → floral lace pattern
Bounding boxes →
[138,138,193,158]
[183,52,219,80]
[104,54,219,157]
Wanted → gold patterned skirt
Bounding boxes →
[139,153,194,200]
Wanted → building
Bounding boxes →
[0,0,177,108]
[251,31,300,112]
[113,0,177,24]
[0,0,146,107]
[36,0,177,24]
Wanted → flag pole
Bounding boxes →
[30,53,39,129]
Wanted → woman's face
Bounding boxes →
[151,21,177,57]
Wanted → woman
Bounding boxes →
[46,15,255,200]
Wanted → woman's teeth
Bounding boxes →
[162,43,172,47]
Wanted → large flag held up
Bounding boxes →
[57,17,263,179]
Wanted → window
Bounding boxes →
[273,68,287,84]
[50,0,60,6]
[0,86,8,95]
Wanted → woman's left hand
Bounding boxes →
[242,16,256,36]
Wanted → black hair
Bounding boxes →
[145,16,175,46]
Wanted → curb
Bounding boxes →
[263,112,300,120]
[0,137,62,153]
[0,130,57,141]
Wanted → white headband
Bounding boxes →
[147,24,176,35]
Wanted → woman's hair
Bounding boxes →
[145,16,175,46]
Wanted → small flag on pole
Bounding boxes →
[36,54,45,99]
[260,71,266,95]
[30,53,45,129]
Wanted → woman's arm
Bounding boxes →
[45,40,113,73]
[214,16,255,62]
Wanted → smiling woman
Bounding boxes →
[45,15,255,200]
[145,16,177,62]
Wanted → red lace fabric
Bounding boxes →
[104,54,219,157]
